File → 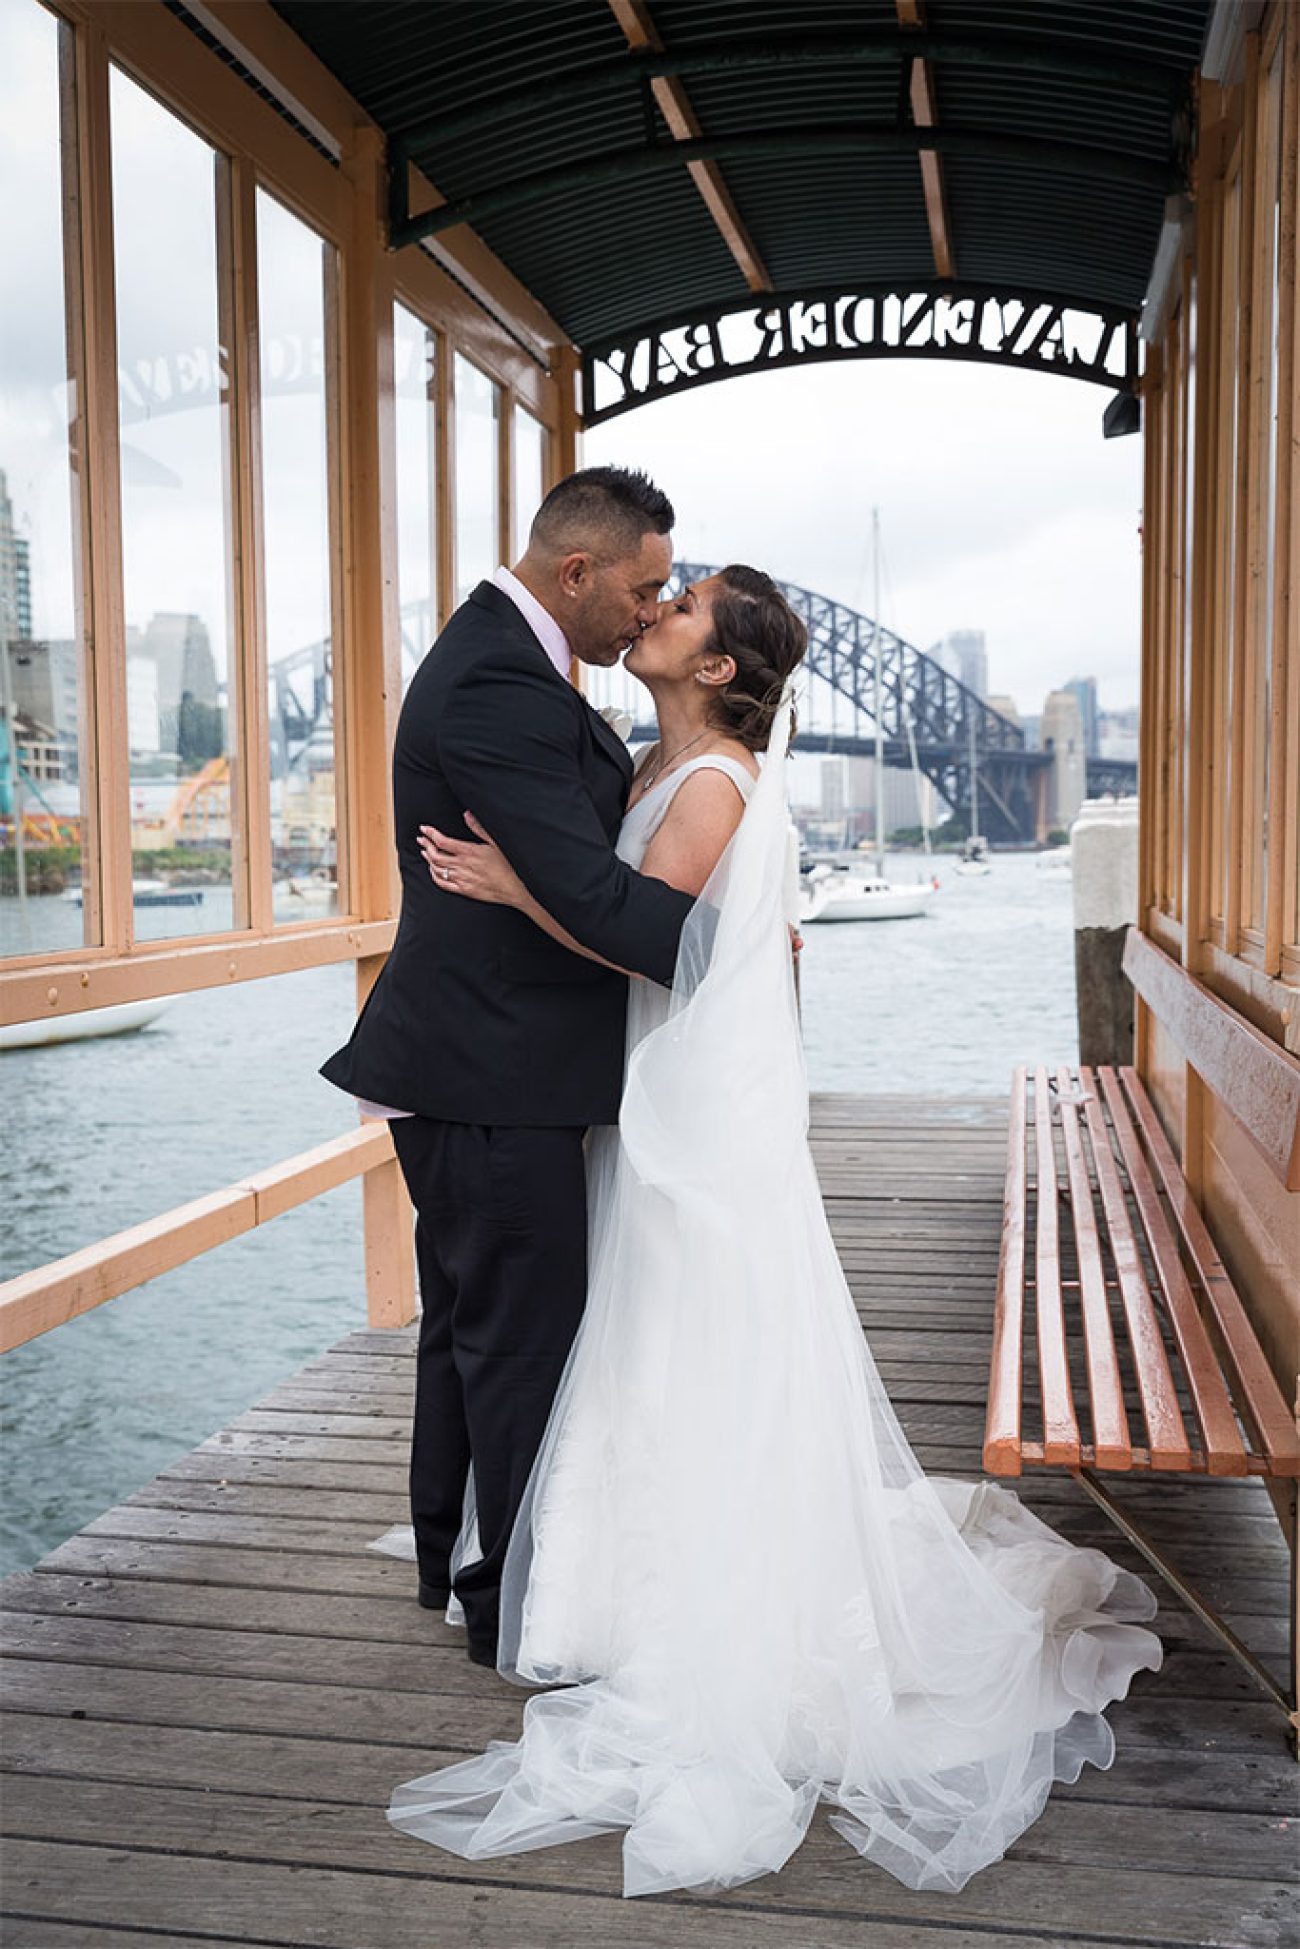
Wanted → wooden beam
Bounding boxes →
[608,0,771,294]
[1124,927,1300,1188]
[0,918,394,1026]
[897,0,955,280]
[0,1123,398,1353]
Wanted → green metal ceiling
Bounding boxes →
[268,0,1211,354]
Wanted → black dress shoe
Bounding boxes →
[466,1637,498,1668]
[418,1581,450,1611]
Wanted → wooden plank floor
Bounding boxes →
[3,1095,1296,1949]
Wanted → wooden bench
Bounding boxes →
[984,1063,1300,1749]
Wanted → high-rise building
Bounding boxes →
[1098,705,1140,761]
[127,653,162,755]
[1065,676,1100,758]
[7,639,79,748]
[130,612,222,763]
[820,756,848,822]
[0,470,33,644]
[937,628,988,700]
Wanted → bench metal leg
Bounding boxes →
[1071,1466,1300,1756]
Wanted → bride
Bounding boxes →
[391,564,1162,1898]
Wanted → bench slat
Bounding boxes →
[1119,1069,1300,1477]
[984,1064,1028,1475]
[1034,1066,1081,1464]
[1098,1070,1249,1477]
[1079,1071,1193,1471]
[1055,1067,1132,1468]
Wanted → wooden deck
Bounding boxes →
[2,1095,1296,1948]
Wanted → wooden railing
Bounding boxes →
[0,1121,415,1354]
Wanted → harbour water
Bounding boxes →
[1,851,1076,1576]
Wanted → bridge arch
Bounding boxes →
[630,564,1134,845]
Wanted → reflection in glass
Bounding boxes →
[454,353,499,601]
[512,404,547,559]
[110,64,236,943]
[394,305,437,694]
[1246,44,1283,938]
[257,190,340,925]
[0,0,91,959]
[1212,172,1241,932]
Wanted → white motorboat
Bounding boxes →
[0,995,174,1051]
[954,834,991,878]
[801,862,938,923]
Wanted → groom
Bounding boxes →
[321,467,695,1665]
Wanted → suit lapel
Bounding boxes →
[468,581,634,791]
[584,696,635,785]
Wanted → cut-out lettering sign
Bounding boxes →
[582,289,1138,424]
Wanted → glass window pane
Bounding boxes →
[1,0,93,959]
[512,404,546,559]
[454,353,499,601]
[1212,171,1241,932]
[1245,41,1284,939]
[394,304,437,693]
[110,65,237,944]
[257,189,341,925]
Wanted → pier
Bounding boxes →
[3,1097,1295,1948]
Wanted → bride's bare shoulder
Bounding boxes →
[712,738,760,781]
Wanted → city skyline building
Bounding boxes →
[1065,675,1101,758]
[0,469,32,645]
[936,627,988,700]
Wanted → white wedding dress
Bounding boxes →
[386,705,1162,1898]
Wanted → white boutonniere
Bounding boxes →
[597,705,634,742]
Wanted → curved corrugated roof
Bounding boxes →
[270,0,1211,353]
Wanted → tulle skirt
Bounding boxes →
[386,1128,1161,1898]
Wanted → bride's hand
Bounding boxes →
[418,814,527,908]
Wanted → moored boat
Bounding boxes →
[0,996,174,1051]
[801,862,938,923]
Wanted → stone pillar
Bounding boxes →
[1072,798,1139,1067]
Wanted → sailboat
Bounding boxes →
[800,508,937,924]
[953,699,992,877]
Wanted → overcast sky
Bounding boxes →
[587,355,1144,716]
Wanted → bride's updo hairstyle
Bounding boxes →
[701,565,807,752]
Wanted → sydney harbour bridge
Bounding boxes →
[276,567,1136,849]
[605,563,1137,845]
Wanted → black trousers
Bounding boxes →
[389,1117,588,1652]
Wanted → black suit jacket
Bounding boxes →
[321,581,695,1126]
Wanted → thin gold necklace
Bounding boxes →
[638,728,712,795]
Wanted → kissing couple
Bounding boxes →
[322,466,1160,1898]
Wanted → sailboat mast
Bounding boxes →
[872,506,885,875]
[968,701,980,843]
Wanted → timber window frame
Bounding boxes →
[3,0,564,1021]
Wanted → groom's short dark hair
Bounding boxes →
[531,466,674,559]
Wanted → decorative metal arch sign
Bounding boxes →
[581,286,1139,424]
